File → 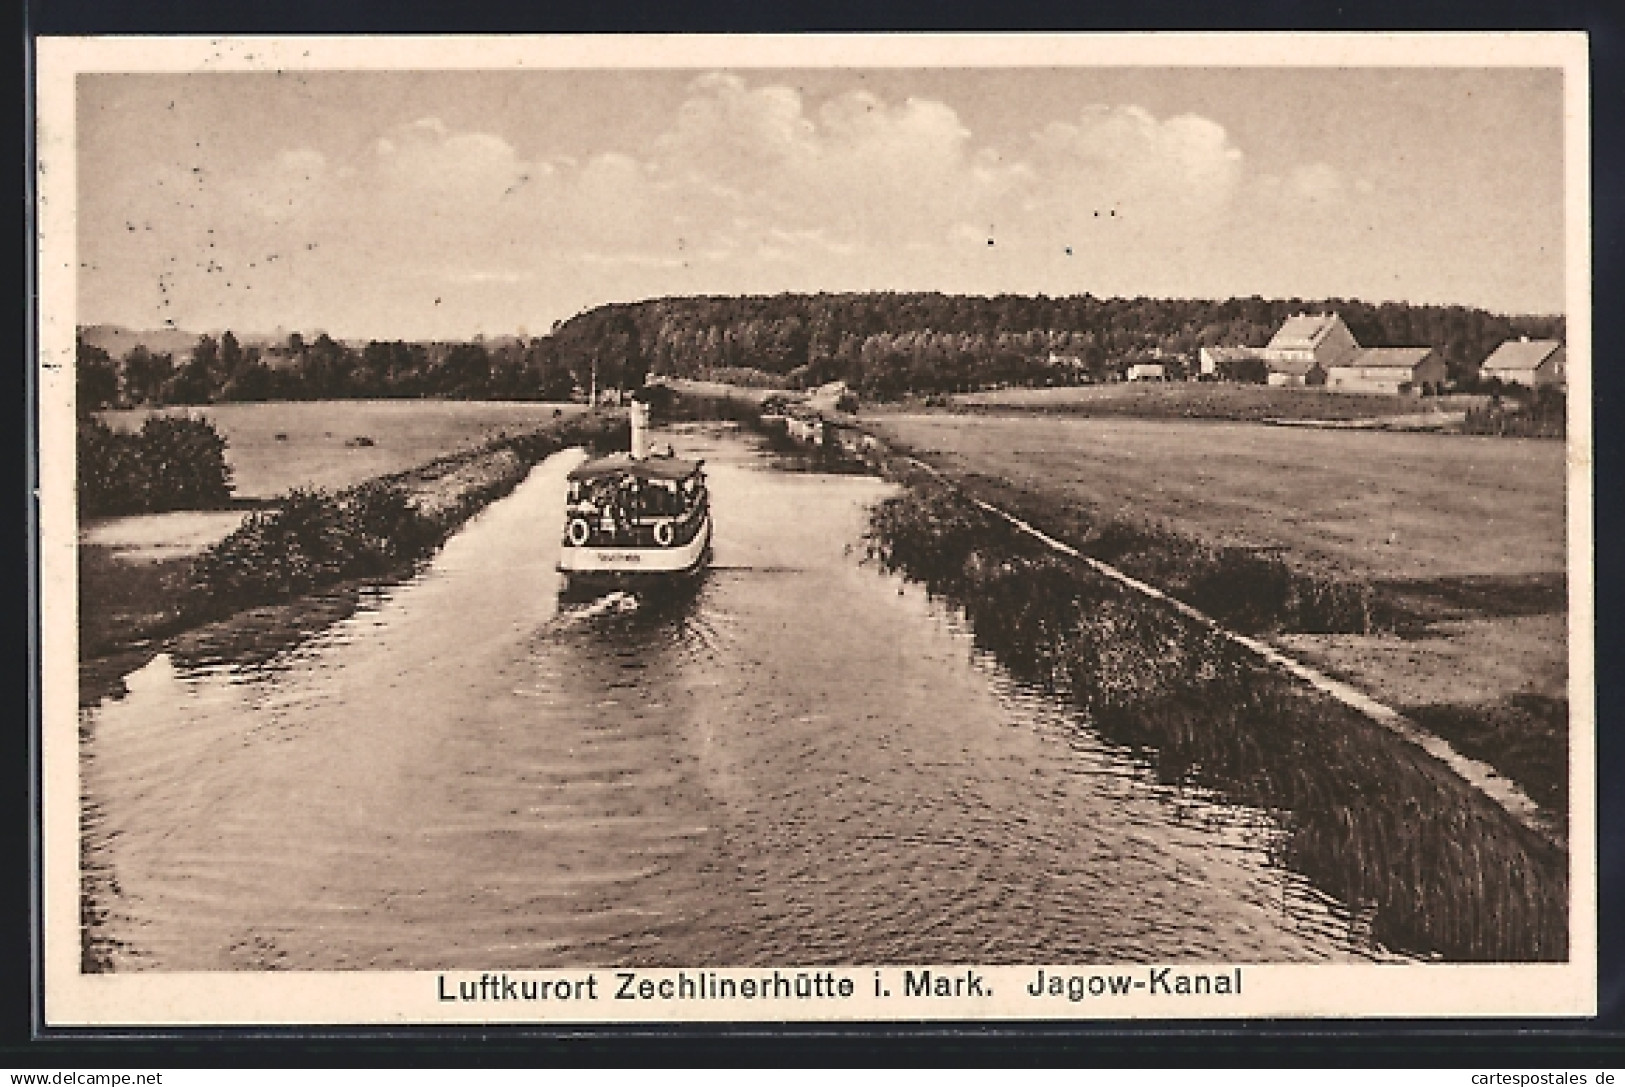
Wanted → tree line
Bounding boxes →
[79,293,1565,409]
[76,330,580,412]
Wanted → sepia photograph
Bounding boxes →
[35,34,1594,1025]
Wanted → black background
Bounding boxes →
[10,0,1625,1067]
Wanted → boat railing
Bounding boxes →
[566,494,709,549]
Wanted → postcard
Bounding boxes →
[36,32,1594,1025]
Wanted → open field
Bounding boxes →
[873,414,1563,579]
[944,382,1489,423]
[868,412,1570,813]
[97,399,583,499]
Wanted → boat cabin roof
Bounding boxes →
[567,452,704,484]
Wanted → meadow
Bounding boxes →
[947,382,1490,423]
[866,412,1570,814]
[872,414,1563,578]
[95,400,584,499]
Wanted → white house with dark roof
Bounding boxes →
[1257,312,1361,386]
[1479,338,1566,388]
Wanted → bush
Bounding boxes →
[78,415,234,517]
[189,489,345,609]
[136,416,234,511]
[1463,386,1566,438]
[703,366,794,389]
[77,419,145,517]
[188,483,442,615]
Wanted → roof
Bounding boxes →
[567,452,704,483]
[1332,347,1436,370]
[1267,313,1345,352]
[1481,339,1563,372]
[1202,346,1261,360]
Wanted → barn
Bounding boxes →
[1479,338,1566,388]
[1324,347,1447,395]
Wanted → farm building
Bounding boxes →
[1126,363,1167,382]
[1325,347,1447,395]
[1198,346,1258,379]
[1480,338,1566,387]
[1258,312,1360,386]
[1204,312,1442,394]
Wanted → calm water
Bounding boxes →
[81,423,1374,970]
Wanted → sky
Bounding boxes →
[76,66,1567,341]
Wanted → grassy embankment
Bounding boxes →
[80,403,621,704]
[864,413,1569,819]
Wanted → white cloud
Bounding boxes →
[440,269,533,284]
[371,118,527,204]
[207,80,1262,286]
[168,77,1285,332]
[1021,105,1245,235]
[1255,162,1377,207]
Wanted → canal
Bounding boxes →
[80,422,1374,970]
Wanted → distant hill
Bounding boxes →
[78,324,204,361]
[77,324,358,359]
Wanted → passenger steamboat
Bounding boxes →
[556,395,711,591]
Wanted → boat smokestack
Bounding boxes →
[630,399,651,460]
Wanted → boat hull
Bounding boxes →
[557,515,712,583]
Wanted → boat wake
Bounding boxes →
[555,590,641,623]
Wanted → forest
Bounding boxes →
[77,292,1566,409]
